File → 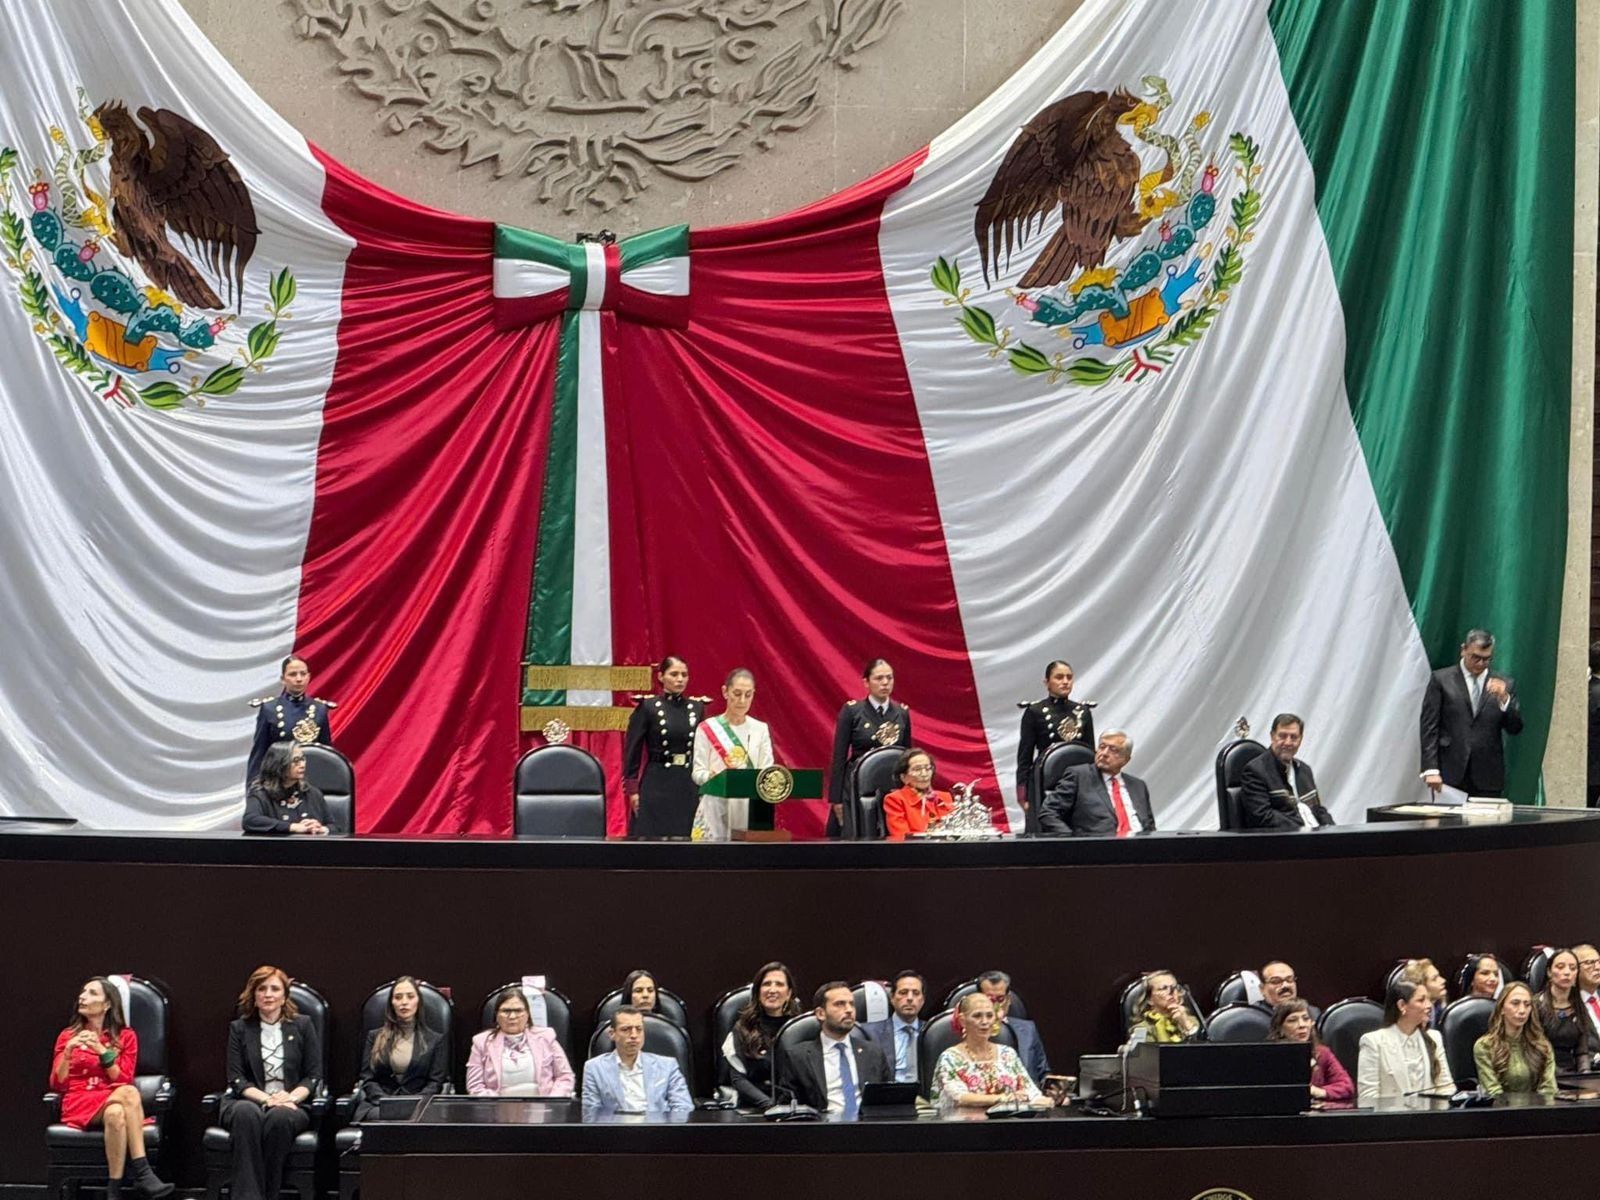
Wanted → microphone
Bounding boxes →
[762,1081,820,1121]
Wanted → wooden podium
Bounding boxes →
[701,765,823,842]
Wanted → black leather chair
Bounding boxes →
[1523,947,1551,994]
[1212,972,1249,1009]
[846,745,903,839]
[769,1014,821,1104]
[1118,977,1204,1036]
[712,986,752,1095]
[586,1013,697,1098]
[594,986,690,1033]
[942,980,1029,1020]
[1029,742,1096,831]
[478,983,575,1066]
[513,745,606,837]
[1316,998,1384,1077]
[45,976,174,1200]
[302,745,355,834]
[202,981,331,1200]
[1215,739,1266,830]
[1204,1003,1271,1043]
[914,1008,1019,1099]
[335,980,455,1200]
[1438,995,1494,1085]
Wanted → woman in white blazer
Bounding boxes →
[1357,979,1454,1107]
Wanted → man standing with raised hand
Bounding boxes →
[1420,629,1523,798]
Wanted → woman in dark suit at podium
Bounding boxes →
[622,656,705,839]
[353,977,449,1121]
[827,659,912,838]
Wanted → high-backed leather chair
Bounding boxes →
[302,745,355,834]
[1438,995,1494,1085]
[478,983,575,1065]
[770,1014,822,1104]
[1029,743,1096,832]
[335,980,455,1200]
[712,986,752,1094]
[846,745,903,839]
[915,1008,1019,1099]
[513,745,606,837]
[1203,1003,1271,1043]
[1522,947,1552,994]
[1212,972,1249,1010]
[942,980,1030,1021]
[203,981,330,1200]
[1215,739,1266,830]
[586,1013,696,1098]
[1316,998,1384,1077]
[593,986,690,1033]
[45,976,174,1200]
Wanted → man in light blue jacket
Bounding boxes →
[581,1006,693,1119]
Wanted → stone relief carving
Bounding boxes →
[290,0,903,213]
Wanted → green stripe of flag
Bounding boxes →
[1269,0,1574,802]
[619,223,689,274]
[522,313,583,706]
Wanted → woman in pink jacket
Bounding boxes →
[466,987,574,1097]
[1268,999,1354,1107]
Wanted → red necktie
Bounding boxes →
[1588,995,1600,1025]
[1109,774,1130,835]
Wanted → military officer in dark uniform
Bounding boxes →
[247,655,334,783]
[827,658,913,838]
[1015,660,1095,810]
[622,655,705,838]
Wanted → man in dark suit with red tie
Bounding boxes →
[1420,628,1523,798]
[1037,731,1154,836]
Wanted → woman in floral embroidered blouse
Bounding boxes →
[929,992,1051,1111]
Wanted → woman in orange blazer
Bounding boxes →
[883,748,954,840]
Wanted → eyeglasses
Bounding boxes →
[1264,975,1296,987]
[1577,958,1600,968]
[1152,983,1180,994]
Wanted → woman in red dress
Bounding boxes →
[49,977,172,1197]
[882,748,955,840]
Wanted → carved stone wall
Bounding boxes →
[177,0,1086,234]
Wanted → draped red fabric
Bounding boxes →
[300,149,558,834]
[304,142,999,836]
[604,149,1004,836]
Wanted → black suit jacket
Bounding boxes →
[829,699,913,806]
[224,1014,322,1111]
[354,1025,450,1120]
[1237,755,1334,829]
[1015,697,1095,797]
[1038,764,1154,836]
[775,1030,890,1112]
[1420,665,1523,794]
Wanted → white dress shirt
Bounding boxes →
[616,1053,647,1112]
[820,1030,857,1112]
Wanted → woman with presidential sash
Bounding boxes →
[691,668,774,841]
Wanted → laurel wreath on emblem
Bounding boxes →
[929,76,1263,388]
[0,88,294,412]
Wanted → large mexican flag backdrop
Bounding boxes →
[0,0,1572,833]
